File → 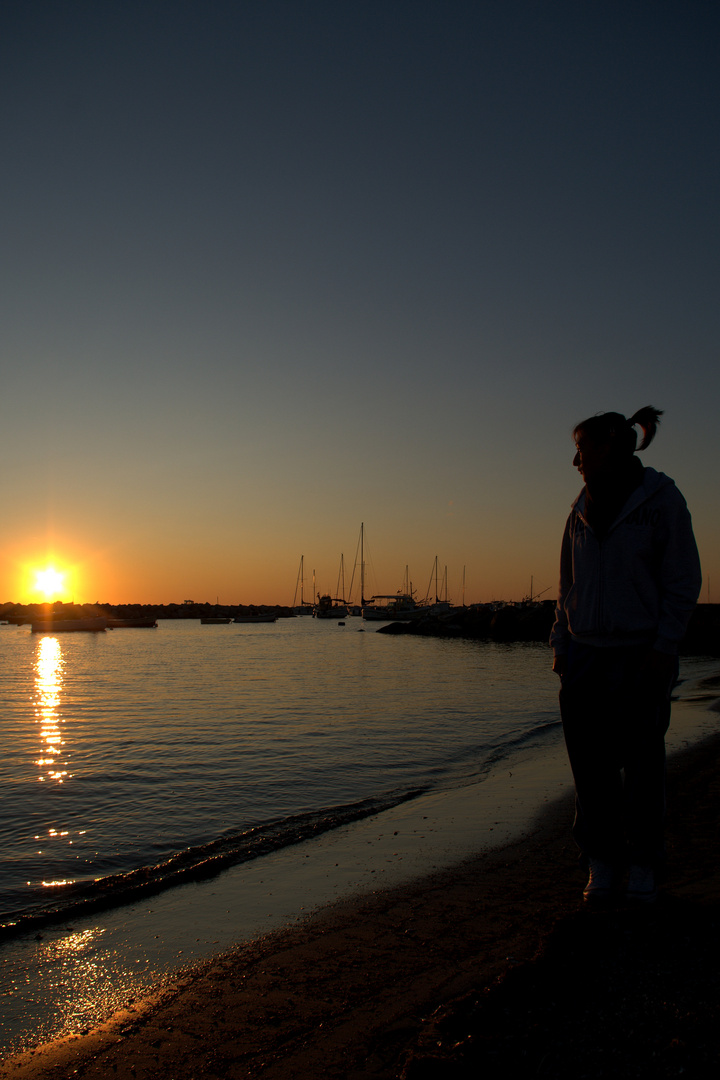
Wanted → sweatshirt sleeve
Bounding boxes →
[549,513,573,657]
[653,490,702,654]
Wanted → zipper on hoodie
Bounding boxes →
[597,537,605,634]
[581,509,605,636]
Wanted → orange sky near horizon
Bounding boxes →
[2,513,565,608]
[3,470,716,608]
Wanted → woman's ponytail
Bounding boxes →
[628,406,663,451]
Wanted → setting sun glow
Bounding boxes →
[33,567,66,600]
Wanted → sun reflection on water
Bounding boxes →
[34,636,70,784]
[53,927,104,954]
[31,636,78,886]
[2,926,155,1055]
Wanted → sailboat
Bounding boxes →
[362,560,422,621]
[346,524,422,621]
[292,555,314,615]
[314,554,349,618]
[345,522,365,616]
[419,555,452,614]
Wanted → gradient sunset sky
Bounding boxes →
[1,1,718,606]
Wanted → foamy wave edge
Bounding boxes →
[0,788,427,941]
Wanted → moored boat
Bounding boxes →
[314,553,349,618]
[314,595,349,618]
[31,617,108,633]
[292,556,314,615]
[362,594,422,621]
[106,617,158,628]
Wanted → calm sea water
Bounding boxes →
[2,617,720,1058]
[1,617,717,936]
[1,617,562,929]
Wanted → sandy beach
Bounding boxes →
[2,710,719,1080]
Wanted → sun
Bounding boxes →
[33,567,66,600]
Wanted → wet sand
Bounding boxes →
[2,720,719,1080]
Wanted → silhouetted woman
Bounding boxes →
[551,407,701,903]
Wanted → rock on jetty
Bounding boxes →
[377,601,720,656]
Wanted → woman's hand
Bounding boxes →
[553,655,566,678]
[639,649,678,695]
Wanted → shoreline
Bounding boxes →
[3,778,581,1080]
[2,690,719,1079]
[0,733,575,1058]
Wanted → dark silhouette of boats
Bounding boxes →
[292,556,314,616]
[31,617,107,633]
[314,554,348,617]
[361,593,421,621]
[314,594,349,618]
[106,617,158,628]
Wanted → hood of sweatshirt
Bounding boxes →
[572,466,675,533]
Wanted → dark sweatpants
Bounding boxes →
[559,640,676,868]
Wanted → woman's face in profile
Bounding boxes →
[573,430,612,483]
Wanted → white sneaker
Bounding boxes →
[583,859,617,902]
[626,864,658,903]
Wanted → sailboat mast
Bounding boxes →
[360,522,365,607]
[293,555,304,608]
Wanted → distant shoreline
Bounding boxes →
[0,600,297,622]
[3,600,719,654]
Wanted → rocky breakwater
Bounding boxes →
[377,601,555,643]
[377,601,720,656]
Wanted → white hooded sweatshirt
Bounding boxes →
[550,466,702,657]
